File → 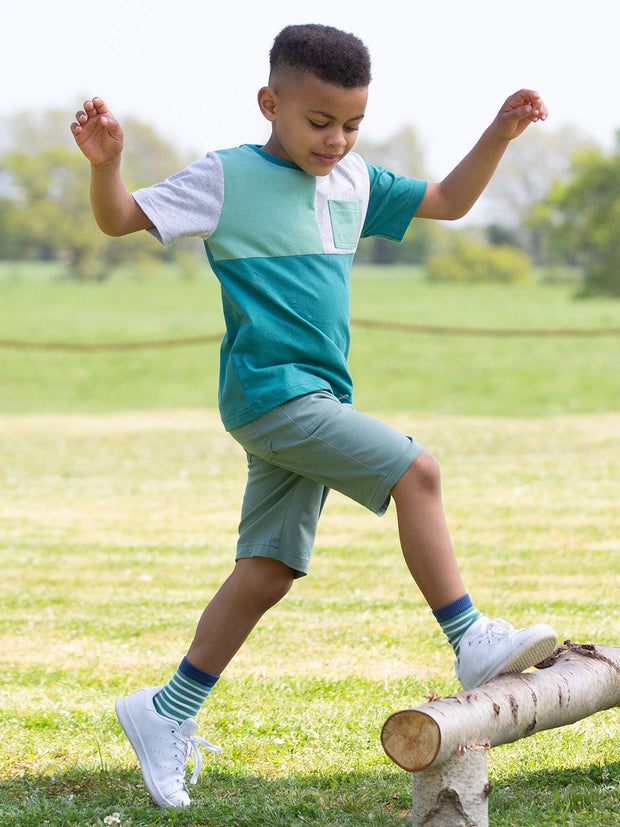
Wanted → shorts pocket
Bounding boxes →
[328,199,362,249]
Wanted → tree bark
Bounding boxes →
[382,643,620,773]
[411,749,491,827]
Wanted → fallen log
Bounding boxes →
[381,643,620,826]
[382,643,620,773]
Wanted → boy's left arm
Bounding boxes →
[416,89,547,220]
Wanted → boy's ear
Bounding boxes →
[257,86,278,122]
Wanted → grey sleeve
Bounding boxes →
[132,152,225,246]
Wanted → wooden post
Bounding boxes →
[381,644,620,826]
[411,749,491,827]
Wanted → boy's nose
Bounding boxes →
[324,128,347,149]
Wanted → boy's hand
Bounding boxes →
[71,98,124,166]
[490,89,548,142]
[70,97,151,236]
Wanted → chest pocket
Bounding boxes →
[328,199,362,249]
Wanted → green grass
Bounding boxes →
[0,262,619,825]
[0,261,619,416]
[1,410,618,825]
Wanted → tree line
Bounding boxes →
[0,110,618,296]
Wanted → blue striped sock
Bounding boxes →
[153,657,219,724]
[433,595,481,657]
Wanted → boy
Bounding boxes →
[71,23,557,809]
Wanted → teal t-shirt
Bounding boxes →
[133,145,427,430]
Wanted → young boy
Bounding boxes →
[71,23,557,809]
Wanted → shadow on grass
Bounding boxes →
[489,759,620,826]
[0,761,618,826]
[0,766,412,827]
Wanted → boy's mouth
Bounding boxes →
[312,152,341,165]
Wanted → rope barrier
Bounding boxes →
[0,319,618,352]
[352,319,620,338]
[0,334,223,351]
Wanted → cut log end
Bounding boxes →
[381,709,441,772]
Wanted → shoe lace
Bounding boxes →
[478,617,514,642]
[455,617,516,680]
[178,719,222,786]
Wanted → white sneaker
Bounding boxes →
[456,616,557,690]
[115,686,221,808]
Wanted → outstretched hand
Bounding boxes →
[71,98,124,166]
[491,89,548,141]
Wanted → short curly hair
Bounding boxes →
[269,24,372,88]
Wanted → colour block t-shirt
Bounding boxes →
[133,145,427,430]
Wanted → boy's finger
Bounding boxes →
[92,97,111,115]
[533,102,548,120]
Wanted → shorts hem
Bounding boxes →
[236,544,309,578]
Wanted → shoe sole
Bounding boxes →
[478,631,558,687]
[115,695,187,808]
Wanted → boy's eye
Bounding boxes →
[308,120,360,133]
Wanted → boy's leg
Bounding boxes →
[186,557,295,675]
[116,453,322,808]
[153,556,294,721]
[116,557,295,808]
[390,450,466,610]
[390,450,557,689]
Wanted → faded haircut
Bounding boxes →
[269,24,372,88]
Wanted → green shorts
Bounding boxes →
[229,391,424,577]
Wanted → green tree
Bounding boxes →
[483,126,596,262]
[3,145,107,278]
[355,124,427,178]
[354,125,443,265]
[531,132,620,296]
[426,238,532,284]
[0,108,191,279]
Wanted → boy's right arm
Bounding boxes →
[71,98,153,236]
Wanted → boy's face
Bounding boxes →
[259,72,368,176]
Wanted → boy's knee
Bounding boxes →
[416,450,442,488]
[264,565,295,607]
[234,556,295,609]
[393,449,442,499]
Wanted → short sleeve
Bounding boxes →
[361,164,427,241]
[132,152,225,246]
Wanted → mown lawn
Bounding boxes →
[0,262,618,825]
[0,261,619,416]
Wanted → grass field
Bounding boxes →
[1,261,619,416]
[0,262,619,825]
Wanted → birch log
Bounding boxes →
[410,749,491,827]
[382,643,620,773]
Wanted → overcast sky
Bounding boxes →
[3,0,619,176]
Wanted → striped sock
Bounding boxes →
[153,657,219,724]
[432,595,481,658]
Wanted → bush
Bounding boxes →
[426,240,533,284]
